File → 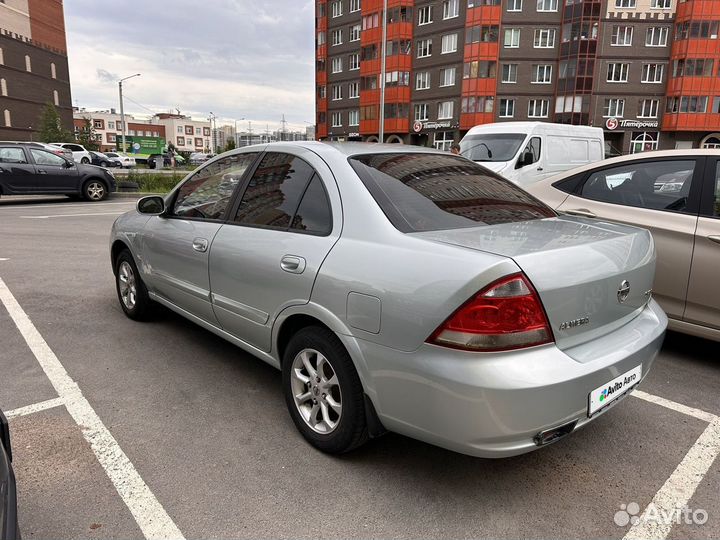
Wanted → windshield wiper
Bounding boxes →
[460,141,493,160]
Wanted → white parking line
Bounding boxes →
[6,397,64,419]
[20,212,125,219]
[625,390,720,540]
[0,278,185,540]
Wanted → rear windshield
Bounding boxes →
[349,153,555,232]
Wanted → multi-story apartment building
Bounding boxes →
[0,0,73,141]
[316,0,720,154]
[150,113,212,153]
[73,109,166,152]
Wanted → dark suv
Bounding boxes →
[0,142,117,201]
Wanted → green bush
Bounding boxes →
[124,172,186,194]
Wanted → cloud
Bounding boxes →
[64,0,316,131]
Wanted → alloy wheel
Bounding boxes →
[118,261,137,310]
[290,348,342,434]
[86,182,105,201]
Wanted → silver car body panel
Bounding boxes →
[110,141,667,457]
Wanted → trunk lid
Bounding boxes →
[414,217,655,354]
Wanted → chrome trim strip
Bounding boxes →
[211,293,269,325]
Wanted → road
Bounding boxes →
[0,195,718,539]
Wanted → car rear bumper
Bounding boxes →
[353,299,667,458]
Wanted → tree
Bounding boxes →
[37,102,72,143]
[74,116,99,151]
[224,137,236,152]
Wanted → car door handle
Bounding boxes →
[564,208,597,218]
[192,238,209,252]
[38,169,47,175]
[708,235,720,245]
[537,167,544,171]
[280,255,306,274]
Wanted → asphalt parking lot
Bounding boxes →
[0,195,718,540]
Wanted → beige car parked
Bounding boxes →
[524,149,720,342]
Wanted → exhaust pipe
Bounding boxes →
[533,420,578,447]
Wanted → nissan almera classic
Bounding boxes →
[110,142,667,458]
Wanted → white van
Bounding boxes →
[459,122,604,186]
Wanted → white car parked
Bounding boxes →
[50,142,92,164]
[105,152,137,168]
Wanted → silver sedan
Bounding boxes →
[110,142,666,458]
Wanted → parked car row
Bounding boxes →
[0,142,117,201]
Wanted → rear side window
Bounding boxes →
[0,147,27,163]
[349,153,555,232]
[233,153,316,230]
[290,175,332,235]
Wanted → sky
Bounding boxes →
[64,0,316,133]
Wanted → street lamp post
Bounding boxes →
[118,73,141,153]
[208,112,217,153]
[379,0,388,143]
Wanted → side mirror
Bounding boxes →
[64,160,75,168]
[137,196,165,216]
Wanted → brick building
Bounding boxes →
[316,0,720,154]
[0,0,72,141]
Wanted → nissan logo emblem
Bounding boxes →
[617,280,631,304]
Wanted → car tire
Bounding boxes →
[114,249,152,320]
[282,326,368,454]
[82,179,108,201]
[81,157,90,164]
[100,161,109,167]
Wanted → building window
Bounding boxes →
[532,64,553,83]
[331,0,343,17]
[331,112,342,127]
[185,126,194,135]
[461,96,494,114]
[439,67,456,86]
[674,58,714,77]
[331,57,343,73]
[362,12,379,29]
[419,5,432,24]
[177,136,185,146]
[177,126,184,134]
[438,100,454,119]
[537,0,558,11]
[331,29,343,46]
[681,96,708,113]
[463,60,497,79]
[348,82,359,98]
[441,33,458,54]
[607,63,629,82]
[196,127,202,135]
[499,99,515,118]
[3,109,10,127]
[528,99,549,118]
[414,103,429,121]
[443,0,459,19]
[612,26,633,46]
[504,28,520,48]
[416,71,430,89]
[350,0,361,12]
[534,29,556,48]
[639,99,659,118]
[350,24,360,41]
[348,110,359,126]
[0,79,6,97]
[434,131,454,151]
[603,98,625,117]
[385,71,410,87]
[332,84,343,100]
[465,25,499,43]
[650,0,670,8]
[642,63,665,83]
[502,63,518,83]
[646,27,668,47]
[417,39,432,58]
[631,132,658,154]
[24,55,31,72]
[674,21,720,41]
[317,31,326,47]
[349,53,360,70]
[615,0,636,7]
[507,0,522,10]
[0,48,3,65]
[50,62,56,79]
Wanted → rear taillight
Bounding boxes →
[428,273,553,352]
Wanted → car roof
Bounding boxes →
[259,141,448,158]
[542,148,720,184]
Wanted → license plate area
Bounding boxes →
[588,365,642,417]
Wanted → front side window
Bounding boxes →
[349,153,555,232]
[713,163,720,217]
[172,153,258,220]
[234,153,319,230]
[580,160,696,213]
[31,149,66,166]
